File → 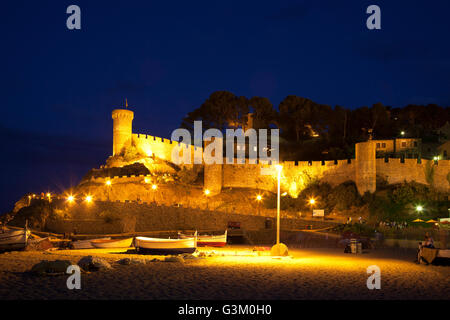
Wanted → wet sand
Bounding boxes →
[0,246,448,300]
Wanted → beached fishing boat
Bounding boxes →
[0,228,30,251]
[71,237,111,249]
[135,232,197,255]
[179,230,227,247]
[90,237,133,249]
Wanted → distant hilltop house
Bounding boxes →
[373,138,421,158]
[438,141,450,160]
[437,121,450,141]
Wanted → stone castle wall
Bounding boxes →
[132,133,202,162]
[111,109,449,196]
[377,158,450,190]
[45,201,337,235]
[220,159,356,194]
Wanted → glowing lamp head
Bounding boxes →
[67,195,75,202]
[309,198,316,205]
[105,180,112,186]
[256,195,262,201]
[401,131,405,136]
[144,177,150,184]
[416,205,423,212]
[151,184,158,190]
[46,193,51,198]
[275,164,283,172]
[85,195,93,203]
[204,189,211,196]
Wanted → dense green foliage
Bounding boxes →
[263,181,362,213]
[262,180,449,224]
[181,90,450,161]
[368,182,449,222]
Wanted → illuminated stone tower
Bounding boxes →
[355,140,376,195]
[112,102,134,156]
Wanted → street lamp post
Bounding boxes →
[270,165,288,256]
[276,166,281,245]
[204,189,210,210]
[256,194,262,215]
[152,184,158,203]
[106,180,111,201]
[309,198,316,218]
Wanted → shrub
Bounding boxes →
[368,196,408,222]
[327,181,361,211]
[388,182,433,204]
[177,167,199,185]
[122,144,146,162]
[262,193,298,211]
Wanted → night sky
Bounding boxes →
[1,0,450,213]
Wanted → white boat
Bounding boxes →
[90,237,133,249]
[71,237,111,249]
[0,228,30,251]
[179,230,227,247]
[135,232,197,255]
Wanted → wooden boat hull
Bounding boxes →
[0,229,29,251]
[72,238,111,249]
[135,236,196,255]
[91,238,133,249]
[179,231,227,247]
[136,247,196,255]
[197,241,226,247]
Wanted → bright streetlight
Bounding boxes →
[416,205,423,213]
[256,194,263,215]
[85,195,93,203]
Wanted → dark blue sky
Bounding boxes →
[1,0,449,213]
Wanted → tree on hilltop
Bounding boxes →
[181,91,249,134]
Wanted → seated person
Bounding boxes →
[423,232,435,249]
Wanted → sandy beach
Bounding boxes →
[0,246,448,300]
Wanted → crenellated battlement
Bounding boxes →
[112,111,134,120]
[376,157,450,166]
[109,109,449,197]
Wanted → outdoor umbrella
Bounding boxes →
[426,219,438,223]
[412,219,424,222]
